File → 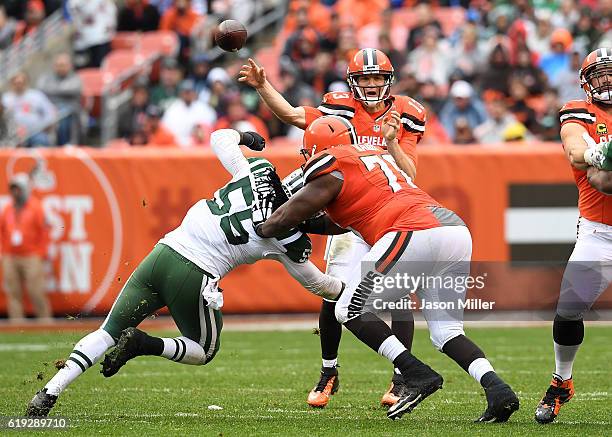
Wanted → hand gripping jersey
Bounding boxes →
[302,143,443,246]
[303,92,426,165]
[560,100,612,225]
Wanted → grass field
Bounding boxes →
[0,326,610,436]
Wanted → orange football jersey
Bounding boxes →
[302,92,426,166]
[303,144,441,246]
[560,100,612,225]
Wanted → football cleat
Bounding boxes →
[387,368,443,420]
[381,373,407,407]
[101,327,146,377]
[535,375,574,424]
[307,366,339,408]
[26,388,58,417]
[475,383,520,423]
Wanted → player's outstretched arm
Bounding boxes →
[587,166,612,194]
[238,58,307,129]
[256,174,342,238]
[210,129,265,176]
[276,255,344,300]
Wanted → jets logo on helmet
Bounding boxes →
[580,47,612,105]
[301,115,357,159]
[347,48,394,105]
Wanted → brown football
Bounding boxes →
[215,20,247,52]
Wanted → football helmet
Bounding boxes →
[301,115,357,158]
[580,48,612,105]
[346,48,394,105]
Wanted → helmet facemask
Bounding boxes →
[582,61,612,105]
[347,72,394,107]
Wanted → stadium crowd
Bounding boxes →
[0,0,610,148]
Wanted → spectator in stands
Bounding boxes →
[405,1,442,52]
[202,67,232,116]
[188,53,211,95]
[13,0,45,42]
[0,6,17,49]
[526,8,554,58]
[539,28,573,85]
[143,105,177,147]
[2,72,56,147]
[213,94,270,143]
[36,53,83,145]
[118,78,150,139]
[507,77,538,135]
[551,0,580,30]
[280,64,318,108]
[408,26,450,88]
[502,121,530,143]
[117,0,160,32]
[150,57,182,110]
[306,50,342,95]
[377,33,405,76]
[282,27,321,83]
[0,173,51,322]
[0,99,18,147]
[453,116,477,145]
[535,87,562,142]
[67,0,117,69]
[479,43,512,97]
[393,64,420,97]
[509,47,547,96]
[284,0,331,35]
[553,49,584,103]
[161,79,216,147]
[439,80,488,142]
[2,0,26,20]
[474,97,519,144]
[448,22,486,83]
[159,0,203,64]
[572,8,601,54]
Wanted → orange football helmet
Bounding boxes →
[346,48,394,104]
[301,115,357,158]
[580,48,612,104]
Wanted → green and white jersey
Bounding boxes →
[159,136,311,280]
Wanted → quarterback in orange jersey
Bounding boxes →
[254,115,519,421]
[535,48,612,424]
[240,48,425,408]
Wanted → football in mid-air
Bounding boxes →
[215,19,247,52]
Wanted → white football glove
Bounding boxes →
[202,279,223,310]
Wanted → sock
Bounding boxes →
[391,309,414,351]
[554,343,579,380]
[552,315,583,380]
[378,335,408,362]
[442,335,499,386]
[159,336,206,365]
[320,299,342,361]
[322,358,338,368]
[45,329,115,396]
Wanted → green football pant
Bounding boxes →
[100,244,222,363]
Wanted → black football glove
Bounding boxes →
[239,131,266,151]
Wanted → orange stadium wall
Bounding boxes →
[0,143,610,317]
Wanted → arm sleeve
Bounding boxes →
[559,102,594,129]
[276,255,343,300]
[303,106,324,128]
[302,152,339,184]
[210,129,250,176]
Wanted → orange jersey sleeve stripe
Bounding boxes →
[304,153,338,183]
[375,231,413,275]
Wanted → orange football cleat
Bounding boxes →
[307,367,339,408]
[381,374,407,407]
[535,375,575,424]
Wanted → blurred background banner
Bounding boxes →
[1,143,607,316]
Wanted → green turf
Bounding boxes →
[0,326,610,436]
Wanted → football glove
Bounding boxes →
[583,134,612,170]
[239,131,266,151]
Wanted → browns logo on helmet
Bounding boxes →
[346,48,394,105]
[580,48,612,105]
[301,115,357,158]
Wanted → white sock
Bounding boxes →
[554,342,579,380]
[377,336,407,362]
[322,358,337,368]
[467,358,495,383]
[160,337,206,365]
[45,329,115,396]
